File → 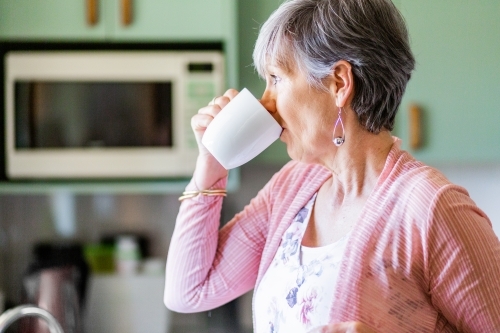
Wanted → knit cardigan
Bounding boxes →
[164,139,500,332]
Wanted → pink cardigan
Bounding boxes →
[165,139,500,332]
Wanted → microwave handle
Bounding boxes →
[121,0,133,26]
[86,0,98,26]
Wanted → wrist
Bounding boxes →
[193,154,228,190]
[179,188,227,201]
[182,175,228,202]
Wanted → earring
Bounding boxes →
[332,108,345,146]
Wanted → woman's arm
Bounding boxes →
[164,87,272,312]
[427,185,500,332]
[164,171,277,313]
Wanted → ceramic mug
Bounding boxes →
[201,88,282,169]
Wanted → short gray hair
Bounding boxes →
[253,0,415,133]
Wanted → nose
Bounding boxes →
[259,89,277,114]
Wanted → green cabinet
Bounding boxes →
[0,0,106,40]
[396,1,500,164]
[0,0,230,41]
[109,0,227,41]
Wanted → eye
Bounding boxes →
[270,74,281,86]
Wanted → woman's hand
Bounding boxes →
[192,88,238,155]
[191,88,239,190]
[307,322,377,333]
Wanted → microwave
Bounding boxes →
[3,50,225,179]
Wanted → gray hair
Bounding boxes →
[253,0,415,133]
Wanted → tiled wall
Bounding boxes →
[0,192,182,304]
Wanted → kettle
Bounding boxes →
[20,242,89,333]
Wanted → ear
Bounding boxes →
[329,60,354,108]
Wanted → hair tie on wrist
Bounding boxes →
[178,189,227,201]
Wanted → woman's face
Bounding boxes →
[260,63,338,165]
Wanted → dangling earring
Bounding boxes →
[332,108,345,146]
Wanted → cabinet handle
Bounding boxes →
[121,0,133,26]
[86,0,98,26]
[409,103,422,150]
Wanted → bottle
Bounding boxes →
[115,236,140,275]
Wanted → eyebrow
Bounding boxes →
[266,62,288,73]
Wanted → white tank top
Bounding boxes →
[254,193,351,333]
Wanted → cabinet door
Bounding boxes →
[396,1,500,164]
[109,0,226,41]
[0,0,106,40]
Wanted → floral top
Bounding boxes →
[254,193,351,333]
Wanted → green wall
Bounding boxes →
[237,0,290,165]
[396,0,500,164]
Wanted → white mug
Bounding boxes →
[201,88,282,169]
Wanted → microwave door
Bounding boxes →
[15,81,173,150]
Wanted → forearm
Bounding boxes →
[164,175,270,313]
[165,88,262,312]
[164,178,227,312]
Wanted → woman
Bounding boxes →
[164,0,500,332]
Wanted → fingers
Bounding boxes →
[197,88,240,128]
[223,88,239,100]
[209,88,239,108]
[207,96,227,113]
[196,97,226,126]
[209,89,239,105]
[191,114,213,132]
[191,89,240,146]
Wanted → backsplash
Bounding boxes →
[0,192,181,302]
